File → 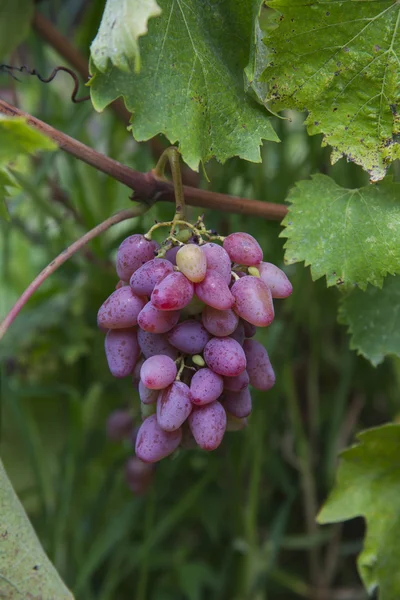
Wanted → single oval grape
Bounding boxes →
[243,339,275,391]
[201,243,232,284]
[223,370,249,392]
[116,234,159,282]
[243,320,257,338]
[130,258,173,296]
[257,262,293,299]
[137,329,178,360]
[229,320,245,346]
[202,306,239,337]
[223,232,263,266]
[151,272,194,311]
[168,320,210,354]
[195,270,234,310]
[105,328,140,378]
[125,456,154,495]
[135,414,182,462]
[140,355,177,389]
[97,287,146,329]
[139,380,159,404]
[176,244,207,283]
[157,381,192,431]
[106,409,133,441]
[138,301,180,333]
[231,276,274,327]
[190,368,224,406]
[204,337,246,377]
[223,388,252,418]
[188,401,227,451]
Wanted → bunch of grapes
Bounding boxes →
[99,218,292,473]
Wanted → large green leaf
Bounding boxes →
[318,424,400,599]
[91,0,162,73]
[260,1,400,181]
[89,0,279,170]
[339,275,400,366]
[281,174,400,290]
[0,116,56,165]
[0,460,74,599]
[0,0,34,58]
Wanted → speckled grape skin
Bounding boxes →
[223,370,249,392]
[243,339,276,391]
[201,243,232,284]
[229,320,245,345]
[135,414,182,463]
[223,388,252,418]
[188,401,227,451]
[202,306,239,337]
[137,329,179,360]
[151,272,194,311]
[223,232,263,266]
[204,337,246,377]
[140,355,177,389]
[168,320,210,354]
[116,235,159,282]
[190,368,224,406]
[231,276,274,327]
[105,328,140,378]
[257,262,293,299]
[157,382,192,431]
[194,270,234,310]
[138,301,180,333]
[139,380,159,404]
[176,245,207,283]
[130,258,173,296]
[97,287,146,329]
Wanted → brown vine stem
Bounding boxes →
[0,98,287,220]
[0,206,147,342]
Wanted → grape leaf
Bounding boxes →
[89,0,279,170]
[0,116,56,164]
[90,0,162,74]
[0,0,34,58]
[281,174,400,290]
[0,168,18,222]
[318,424,400,599]
[0,459,74,599]
[338,275,400,366]
[260,0,400,181]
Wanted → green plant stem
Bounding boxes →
[153,147,186,234]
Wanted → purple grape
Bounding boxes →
[229,320,245,345]
[204,337,246,377]
[135,414,182,462]
[139,380,159,404]
[130,258,173,296]
[125,456,154,495]
[223,232,263,266]
[258,262,293,299]
[137,329,178,359]
[132,357,145,384]
[105,328,140,378]
[231,276,274,327]
[243,339,275,391]
[106,409,133,441]
[195,270,234,310]
[165,246,180,265]
[201,243,232,284]
[138,301,180,333]
[188,401,227,450]
[97,287,146,329]
[202,306,239,337]
[243,320,257,338]
[223,388,252,418]
[223,370,249,391]
[116,234,159,282]
[151,272,194,311]
[168,320,210,354]
[190,368,224,406]
[140,355,177,389]
[157,381,192,431]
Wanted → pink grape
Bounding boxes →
[151,272,194,311]
[105,328,140,378]
[243,320,257,338]
[138,301,180,333]
[130,258,173,296]
[223,388,252,418]
[165,246,179,265]
[176,244,207,283]
[139,380,159,404]
[195,270,234,310]
[226,414,248,432]
[97,287,146,329]
[106,409,133,440]
[204,337,246,377]
[125,456,154,495]
[140,355,177,389]
[132,357,145,384]
[223,232,263,266]
[188,401,227,450]
[231,276,274,327]
[190,368,224,406]
[258,262,293,298]
[157,381,192,431]
[137,329,178,360]
[223,370,249,391]
[135,414,182,462]
[201,243,232,284]
[243,339,275,390]
[229,320,245,345]
[116,234,159,281]
[168,320,210,354]
[202,306,239,337]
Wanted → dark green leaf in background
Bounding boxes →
[0,0,34,58]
